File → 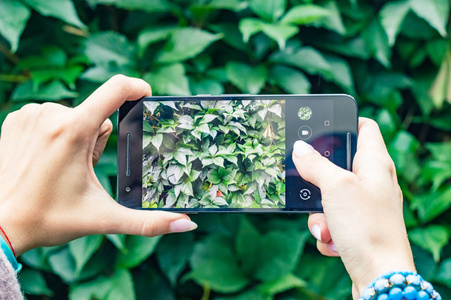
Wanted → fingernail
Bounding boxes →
[311,225,322,242]
[293,141,314,158]
[328,242,339,254]
[170,219,198,233]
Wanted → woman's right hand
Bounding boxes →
[292,118,416,299]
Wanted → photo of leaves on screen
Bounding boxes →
[142,100,285,209]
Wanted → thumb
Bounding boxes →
[292,140,350,190]
[99,201,197,236]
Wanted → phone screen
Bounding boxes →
[139,97,339,211]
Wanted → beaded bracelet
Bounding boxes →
[359,271,441,300]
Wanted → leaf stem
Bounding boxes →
[0,74,28,82]
[201,283,211,300]
[0,43,19,65]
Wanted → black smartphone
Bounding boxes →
[117,95,358,213]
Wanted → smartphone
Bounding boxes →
[117,95,358,213]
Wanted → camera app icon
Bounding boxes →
[300,189,311,200]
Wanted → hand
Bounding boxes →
[292,118,415,298]
[0,75,197,256]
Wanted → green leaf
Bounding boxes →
[190,78,224,95]
[48,247,77,283]
[310,1,346,35]
[379,0,410,46]
[436,258,451,286]
[116,235,161,268]
[271,65,310,94]
[281,4,330,25]
[411,187,451,223]
[12,80,77,102]
[226,62,267,94]
[23,0,85,28]
[69,235,103,275]
[93,0,173,13]
[249,0,286,22]
[157,233,194,286]
[144,64,190,96]
[84,31,135,67]
[270,47,332,78]
[137,26,175,54]
[255,231,309,282]
[410,0,448,38]
[409,225,449,262]
[235,217,261,274]
[362,18,391,68]
[322,55,355,93]
[70,269,135,300]
[239,18,298,50]
[151,134,164,150]
[0,0,31,52]
[189,235,250,293]
[258,273,307,296]
[19,269,54,296]
[155,28,222,64]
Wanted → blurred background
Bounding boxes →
[0,0,450,299]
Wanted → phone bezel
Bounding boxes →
[117,94,358,213]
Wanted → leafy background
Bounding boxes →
[0,0,450,299]
[142,99,286,209]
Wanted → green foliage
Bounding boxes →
[0,0,450,299]
[142,99,285,209]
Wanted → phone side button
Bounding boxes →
[346,132,351,171]
[126,133,131,176]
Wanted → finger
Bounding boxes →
[92,119,113,167]
[308,213,331,244]
[317,240,340,257]
[75,75,152,127]
[292,140,351,189]
[102,202,198,236]
[353,118,395,177]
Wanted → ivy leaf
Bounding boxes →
[144,64,190,96]
[144,101,160,115]
[69,235,103,275]
[249,0,286,22]
[93,0,173,13]
[411,187,451,223]
[84,31,135,67]
[174,151,187,166]
[409,225,449,262]
[270,47,332,78]
[436,258,451,286]
[157,233,194,286]
[0,0,31,52]
[212,157,224,168]
[151,134,163,150]
[137,26,175,54]
[379,0,411,46]
[310,1,345,35]
[362,18,391,68]
[268,104,282,117]
[209,144,218,156]
[202,114,217,123]
[116,236,161,268]
[23,0,85,28]
[188,235,250,293]
[12,80,77,102]
[226,62,267,94]
[155,28,222,64]
[239,18,298,50]
[409,0,448,38]
[19,269,54,297]
[258,273,307,296]
[270,65,311,94]
[280,4,330,25]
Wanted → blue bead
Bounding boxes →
[362,288,375,300]
[432,291,441,300]
[375,279,389,292]
[406,275,421,286]
[377,294,389,300]
[417,291,429,300]
[390,274,405,286]
[423,282,433,293]
[388,287,403,300]
[403,286,418,300]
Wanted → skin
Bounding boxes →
[0,75,197,257]
[293,118,416,299]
